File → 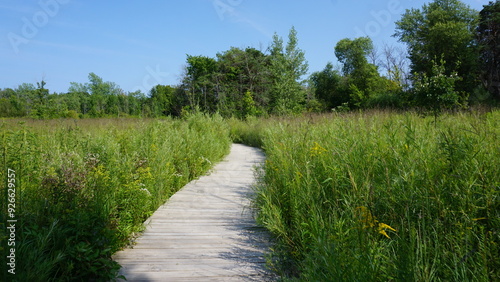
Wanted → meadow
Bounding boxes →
[231,110,500,281]
[1,110,499,281]
[0,114,230,281]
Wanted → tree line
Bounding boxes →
[1,0,498,119]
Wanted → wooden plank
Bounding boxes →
[115,257,267,264]
[117,272,269,282]
[113,144,277,281]
[117,262,269,273]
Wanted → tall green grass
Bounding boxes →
[0,114,230,281]
[241,111,499,281]
[2,110,498,280]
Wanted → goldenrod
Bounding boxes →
[357,206,397,239]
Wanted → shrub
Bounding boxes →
[413,59,465,113]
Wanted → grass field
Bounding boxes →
[0,114,230,281]
[231,110,500,281]
[1,110,499,281]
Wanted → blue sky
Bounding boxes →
[1,0,490,94]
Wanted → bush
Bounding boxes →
[413,59,465,113]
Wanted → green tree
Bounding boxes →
[184,55,217,112]
[309,62,345,110]
[62,91,83,114]
[116,92,129,116]
[214,47,271,117]
[334,37,381,107]
[149,85,175,117]
[477,1,500,100]
[0,88,19,117]
[128,90,146,116]
[18,83,37,116]
[0,88,26,117]
[335,37,374,76]
[215,47,250,116]
[413,58,463,114]
[240,47,273,110]
[242,91,258,117]
[68,73,123,117]
[30,80,50,118]
[394,0,480,94]
[269,26,309,115]
[68,82,90,116]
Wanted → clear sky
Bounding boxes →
[1,0,490,94]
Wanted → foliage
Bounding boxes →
[184,55,218,112]
[394,0,480,94]
[70,72,125,117]
[477,1,500,101]
[309,62,346,110]
[335,37,374,76]
[214,47,271,117]
[0,73,154,119]
[268,27,309,115]
[0,115,230,280]
[365,90,407,109]
[242,91,258,118]
[413,58,465,112]
[148,84,175,117]
[334,37,386,107]
[176,27,308,117]
[179,47,273,117]
[3,8,500,118]
[233,110,500,281]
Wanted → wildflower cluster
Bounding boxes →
[356,206,397,239]
[310,142,327,157]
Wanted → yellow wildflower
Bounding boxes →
[310,142,327,157]
[378,223,397,239]
[151,143,158,152]
[357,206,376,228]
[356,206,397,239]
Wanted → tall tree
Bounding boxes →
[477,1,500,100]
[394,0,480,94]
[149,84,175,116]
[269,26,309,114]
[68,73,124,117]
[215,47,271,117]
[128,90,146,116]
[68,81,90,115]
[33,80,49,118]
[15,83,36,116]
[86,73,122,116]
[309,62,345,109]
[334,37,381,107]
[0,88,23,117]
[335,37,374,76]
[184,55,217,112]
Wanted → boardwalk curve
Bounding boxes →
[113,144,275,281]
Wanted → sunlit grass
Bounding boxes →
[0,113,231,280]
[235,110,500,281]
[2,109,498,280]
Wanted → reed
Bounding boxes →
[238,110,500,281]
[0,113,230,280]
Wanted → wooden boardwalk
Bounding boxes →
[113,144,276,281]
